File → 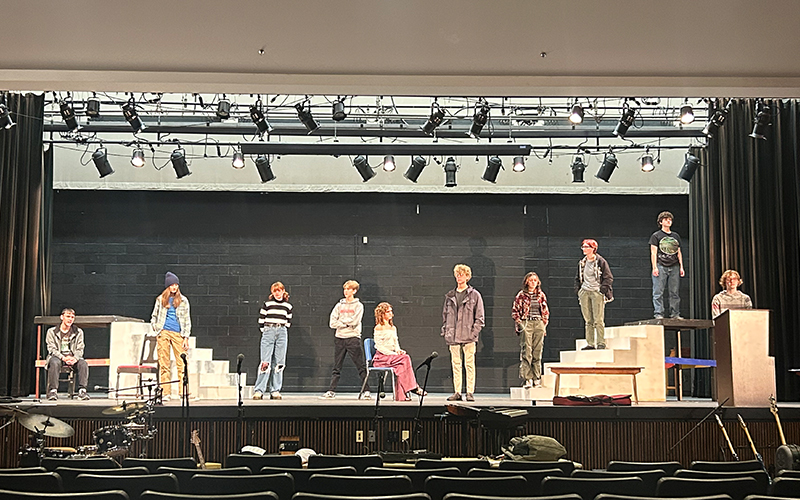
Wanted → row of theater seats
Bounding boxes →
[0,456,799,500]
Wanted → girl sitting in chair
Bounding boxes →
[372,302,427,401]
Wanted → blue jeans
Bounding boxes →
[652,263,680,317]
[254,325,288,394]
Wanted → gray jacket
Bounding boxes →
[441,286,485,345]
[45,325,85,366]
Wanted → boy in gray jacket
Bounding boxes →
[321,280,370,399]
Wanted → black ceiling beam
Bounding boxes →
[240,143,533,156]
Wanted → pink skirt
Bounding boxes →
[372,352,419,401]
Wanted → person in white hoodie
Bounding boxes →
[321,280,371,399]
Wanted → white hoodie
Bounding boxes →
[329,298,364,338]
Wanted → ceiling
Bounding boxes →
[3,0,800,98]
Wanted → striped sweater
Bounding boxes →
[258,298,293,329]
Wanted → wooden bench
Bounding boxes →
[549,366,644,403]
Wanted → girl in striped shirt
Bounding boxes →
[254,281,293,400]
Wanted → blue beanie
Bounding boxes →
[165,272,180,288]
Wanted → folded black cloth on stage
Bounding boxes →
[553,394,632,406]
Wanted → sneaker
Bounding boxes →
[596,344,606,350]
[581,345,595,350]
[671,315,684,320]
[320,391,335,399]
[522,379,533,389]
[465,393,475,402]
[361,391,371,400]
[47,390,58,401]
[446,393,462,401]
[78,388,90,400]
[654,314,664,319]
[270,391,282,400]
[533,379,543,388]
[253,392,263,400]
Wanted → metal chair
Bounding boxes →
[115,334,159,399]
[358,338,394,399]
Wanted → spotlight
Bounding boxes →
[641,152,655,172]
[232,151,245,169]
[512,156,526,172]
[254,155,276,183]
[404,155,427,183]
[679,104,695,124]
[569,104,584,124]
[749,101,771,140]
[0,103,14,129]
[444,157,458,187]
[59,100,79,131]
[131,148,146,168]
[677,152,701,182]
[612,106,636,138]
[703,106,729,137]
[295,102,319,133]
[249,105,273,135]
[353,155,375,182]
[468,101,490,138]
[482,156,503,183]
[170,148,191,179]
[332,99,347,121]
[91,147,114,178]
[216,98,231,119]
[85,94,100,118]
[122,101,144,133]
[571,155,586,183]
[596,152,618,182]
[382,155,396,172]
[421,103,445,136]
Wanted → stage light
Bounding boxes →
[749,101,771,140]
[353,155,375,182]
[0,103,14,129]
[677,152,701,182]
[512,156,526,172]
[255,155,276,183]
[131,148,146,168]
[444,157,458,187]
[59,100,79,131]
[170,148,191,179]
[421,103,445,136]
[295,102,319,133]
[596,152,618,182]
[469,101,490,138]
[332,99,347,121]
[404,155,427,183]
[641,152,655,172]
[249,105,273,135]
[382,155,396,172]
[122,101,144,133]
[85,94,100,118]
[571,155,586,183]
[91,147,114,178]
[482,156,503,183]
[216,98,231,119]
[679,104,695,124]
[613,106,636,138]
[232,151,245,169]
[569,104,584,124]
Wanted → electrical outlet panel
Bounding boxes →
[402,430,410,441]
[356,430,364,443]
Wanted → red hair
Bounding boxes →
[582,239,598,251]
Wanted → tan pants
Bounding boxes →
[157,329,186,396]
[449,342,476,394]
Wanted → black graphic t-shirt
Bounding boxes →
[649,229,681,267]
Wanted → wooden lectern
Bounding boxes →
[714,309,774,406]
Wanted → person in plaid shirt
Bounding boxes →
[511,272,550,388]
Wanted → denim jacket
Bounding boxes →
[441,286,485,345]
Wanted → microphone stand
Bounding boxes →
[412,360,434,451]
[371,371,386,453]
[668,397,729,455]
[181,353,190,457]
[236,363,244,453]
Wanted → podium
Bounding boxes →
[714,309,774,406]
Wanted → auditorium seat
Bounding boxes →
[366,467,461,492]
[141,492,277,500]
[769,478,800,497]
[690,461,764,473]
[606,461,682,476]
[674,470,770,495]
[42,458,120,472]
[468,468,565,496]
[0,472,64,493]
[416,459,491,475]
[597,494,732,500]
[745,495,799,500]
[424,475,529,500]
[499,461,576,475]
[776,470,800,478]
[306,474,412,496]
[656,476,761,500]
[121,459,196,474]
[571,469,667,496]
[443,494,581,500]
[56,467,150,492]
[307,455,382,474]
[156,467,251,493]
[0,490,129,500]
[187,473,293,500]
[225,454,302,471]
[540,476,646,500]
[291,493,430,500]
[74,473,178,500]
[0,467,47,474]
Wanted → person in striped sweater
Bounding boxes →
[254,281,293,400]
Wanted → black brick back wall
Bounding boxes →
[51,191,688,393]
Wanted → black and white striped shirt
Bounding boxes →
[258,298,293,329]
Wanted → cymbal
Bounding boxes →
[101,402,146,416]
[18,413,75,438]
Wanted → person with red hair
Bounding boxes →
[574,239,614,350]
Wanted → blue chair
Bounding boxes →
[358,338,395,399]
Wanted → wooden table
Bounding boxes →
[549,366,644,404]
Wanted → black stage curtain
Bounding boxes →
[691,98,800,401]
[0,92,48,397]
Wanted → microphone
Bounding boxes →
[94,385,112,391]
[180,352,187,362]
[236,354,244,375]
[416,351,439,370]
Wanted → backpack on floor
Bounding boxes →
[501,434,568,461]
